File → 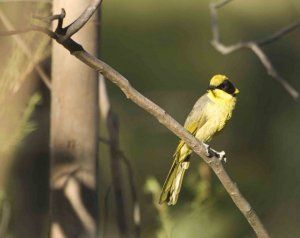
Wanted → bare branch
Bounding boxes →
[210,0,299,100]
[33,8,65,25]
[257,20,300,46]
[99,74,130,238]
[120,152,141,238]
[62,0,103,40]
[103,184,112,233]
[99,134,141,238]
[214,0,233,9]
[248,43,299,97]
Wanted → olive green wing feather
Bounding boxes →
[159,95,210,204]
[174,94,210,159]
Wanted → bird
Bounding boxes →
[159,74,239,205]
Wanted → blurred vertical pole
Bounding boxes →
[50,0,99,237]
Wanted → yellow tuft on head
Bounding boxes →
[207,74,239,102]
[209,74,228,87]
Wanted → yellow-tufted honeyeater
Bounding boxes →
[159,74,239,205]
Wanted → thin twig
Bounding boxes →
[33,8,65,24]
[103,184,112,228]
[62,0,103,40]
[1,7,270,238]
[99,74,129,238]
[257,20,300,46]
[214,0,233,9]
[120,152,141,238]
[247,43,298,97]
[210,0,299,100]
[0,9,51,90]
[99,74,141,237]
[99,135,141,237]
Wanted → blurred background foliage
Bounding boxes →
[0,2,50,237]
[1,0,300,237]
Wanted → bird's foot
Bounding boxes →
[203,143,226,163]
[203,143,212,157]
[214,150,226,163]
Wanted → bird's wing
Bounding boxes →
[174,95,210,157]
[184,94,210,129]
[174,122,198,156]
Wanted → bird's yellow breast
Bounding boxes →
[192,90,236,143]
[206,89,236,133]
[206,100,233,132]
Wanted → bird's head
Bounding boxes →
[207,74,239,100]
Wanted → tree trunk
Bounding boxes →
[50,1,99,237]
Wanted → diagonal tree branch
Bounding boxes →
[210,0,300,100]
[74,48,270,238]
[0,7,270,238]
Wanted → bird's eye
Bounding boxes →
[217,80,236,94]
[218,83,226,89]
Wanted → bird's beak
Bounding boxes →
[234,88,239,95]
[207,85,215,90]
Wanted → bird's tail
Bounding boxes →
[159,154,190,205]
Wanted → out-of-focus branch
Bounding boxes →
[51,165,96,237]
[106,111,129,238]
[100,134,141,238]
[99,73,141,238]
[0,25,58,39]
[103,184,112,237]
[64,177,96,235]
[1,7,270,238]
[33,8,66,24]
[210,0,300,100]
[257,20,300,46]
[0,9,51,90]
[119,151,141,238]
[99,74,139,238]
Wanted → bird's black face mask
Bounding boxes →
[208,80,237,95]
